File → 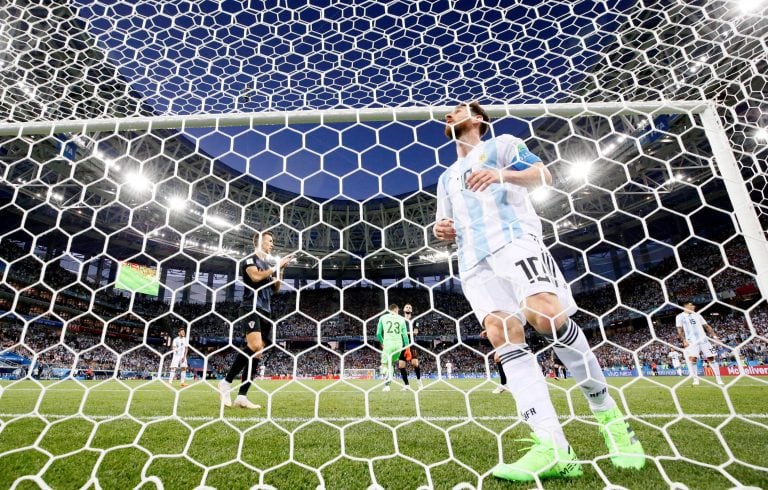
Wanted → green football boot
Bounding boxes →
[595,406,646,469]
[492,434,583,482]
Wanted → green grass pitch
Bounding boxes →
[1,376,766,489]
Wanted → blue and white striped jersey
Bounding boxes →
[436,134,543,272]
[676,311,709,343]
[171,336,187,358]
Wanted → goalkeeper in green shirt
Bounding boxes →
[376,304,410,392]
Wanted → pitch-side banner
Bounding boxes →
[723,365,768,376]
[601,366,768,377]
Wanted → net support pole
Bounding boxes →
[700,104,768,300]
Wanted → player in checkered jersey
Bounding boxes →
[218,230,294,409]
[434,101,645,482]
[676,301,724,386]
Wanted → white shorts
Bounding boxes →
[170,356,187,369]
[685,341,716,360]
[671,359,681,368]
[461,236,577,326]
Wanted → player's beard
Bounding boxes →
[444,118,471,139]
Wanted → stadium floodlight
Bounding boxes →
[47,190,64,202]
[665,173,690,187]
[124,172,152,192]
[166,196,186,211]
[419,250,451,262]
[755,127,768,142]
[71,135,88,147]
[15,81,47,111]
[739,0,765,13]
[15,81,35,98]
[602,143,617,155]
[569,159,593,180]
[93,150,117,168]
[205,215,235,229]
[530,186,550,202]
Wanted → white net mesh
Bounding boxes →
[1,1,767,489]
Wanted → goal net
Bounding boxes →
[1,1,767,489]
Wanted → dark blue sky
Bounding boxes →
[74,0,636,199]
[183,118,536,200]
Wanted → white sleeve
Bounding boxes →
[496,134,516,169]
[497,134,541,170]
[435,173,452,222]
[675,314,683,328]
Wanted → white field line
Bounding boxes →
[4,383,767,394]
[1,413,767,423]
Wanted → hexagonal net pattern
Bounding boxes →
[0,1,767,489]
[1,102,767,488]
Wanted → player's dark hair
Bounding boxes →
[253,230,274,248]
[681,300,694,307]
[388,303,399,312]
[463,101,490,136]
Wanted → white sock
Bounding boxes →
[498,344,568,450]
[180,370,186,383]
[169,369,176,382]
[677,368,682,376]
[551,319,616,413]
[687,359,699,379]
[710,361,722,381]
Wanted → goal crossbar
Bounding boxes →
[0,100,709,136]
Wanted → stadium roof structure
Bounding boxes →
[0,0,765,280]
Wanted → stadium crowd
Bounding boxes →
[1,238,766,379]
